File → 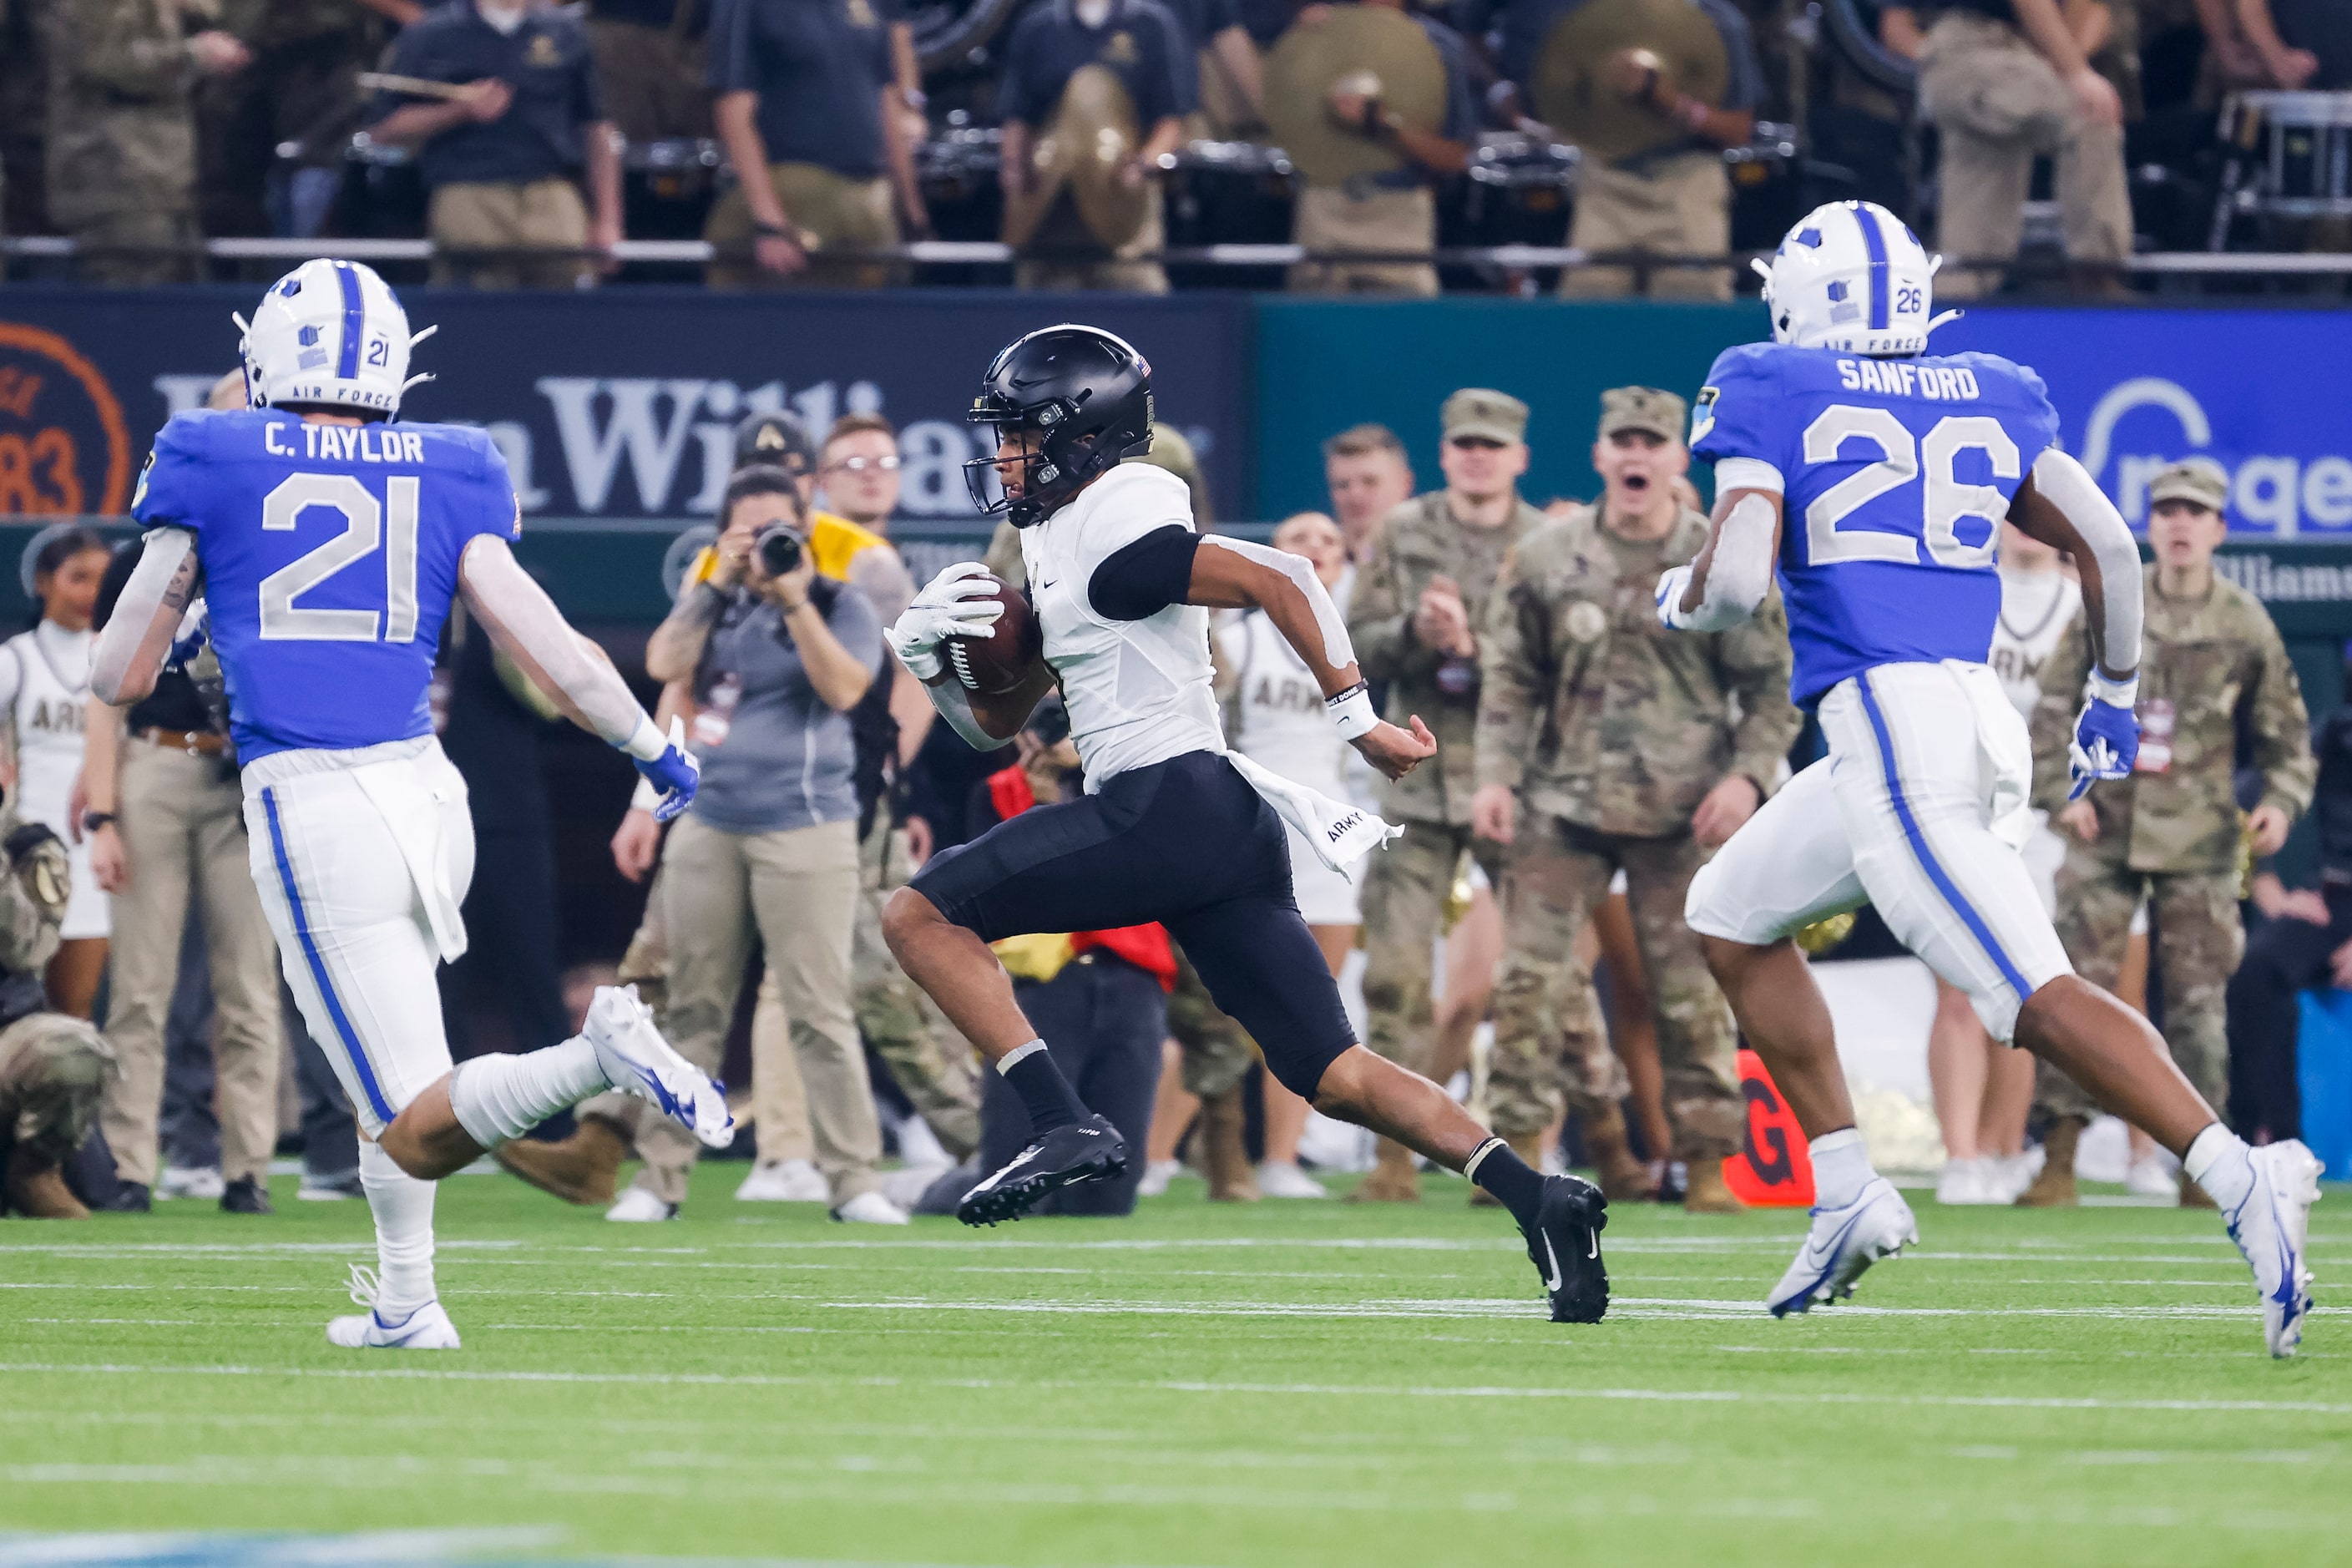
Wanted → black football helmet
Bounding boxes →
[964,325,1154,527]
[732,410,816,479]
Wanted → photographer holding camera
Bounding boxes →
[606,464,904,1222]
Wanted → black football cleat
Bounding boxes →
[956,1115,1128,1227]
[1523,1173,1610,1323]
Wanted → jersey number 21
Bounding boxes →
[260,473,422,644]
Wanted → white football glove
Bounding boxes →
[890,561,1004,681]
[1654,564,1698,630]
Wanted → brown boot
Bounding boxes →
[1682,1159,1748,1215]
[1469,1130,1551,1206]
[1580,1102,1657,1203]
[2178,1171,2218,1209]
[2016,1116,2083,1207]
[1346,1136,1421,1202]
[4,1146,89,1219]
[493,1115,630,1206]
[1201,1087,1259,1202]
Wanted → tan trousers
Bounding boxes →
[428,177,591,289]
[1014,186,1169,294]
[1919,10,2132,297]
[631,814,877,1206]
[99,742,283,1186]
[706,163,901,288]
[1288,185,1439,297]
[1559,153,1733,300]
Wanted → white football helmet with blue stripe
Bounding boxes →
[235,259,435,417]
[1753,200,1948,357]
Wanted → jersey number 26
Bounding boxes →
[260,473,422,644]
[1803,406,2020,571]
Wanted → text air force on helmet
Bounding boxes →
[1755,200,1955,358]
[235,258,437,418]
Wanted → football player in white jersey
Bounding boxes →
[1658,203,2319,1355]
[884,326,1611,1323]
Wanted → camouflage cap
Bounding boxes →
[1599,386,1687,443]
[2147,458,2228,514]
[1443,388,1529,445]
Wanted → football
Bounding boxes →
[947,574,1044,696]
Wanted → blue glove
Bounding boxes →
[635,717,701,822]
[2067,680,2140,802]
[167,600,210,668]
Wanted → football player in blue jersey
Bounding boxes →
[1657,202,2323,1357]
[90,260,729,1351]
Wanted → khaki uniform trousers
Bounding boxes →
[98,742,283,1187]
[2040,857,2241,1121]
[1359,821,1502,1076]
[584,19,709,144]
[706,163,901,288]
[3,1014,116,1167]
[1288,184,1439,297]
[628,814,878,1206]
[1918,10,2132,298]
[1559,152,1733,300]
[428,177,592,289]
[1014,185,1169,294]
[1487,817,1742,1158]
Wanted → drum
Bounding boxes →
[623,137,722,242]
[1440,132,1576,251]
[918,117,1005,243]
[330,134,427,241]
[1726,119,1804,253]
[1162,139,1296,288]
[2227,91,2352,216]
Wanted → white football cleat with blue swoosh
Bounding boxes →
[2224,1141,2322,1358]
[584,984,734,1148]
[327,1265,460,1350]
[1768,1176,1919,1317]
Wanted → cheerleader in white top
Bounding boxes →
[0,527,115,1017]
[1930,521,2082,1206]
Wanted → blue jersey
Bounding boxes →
[1691,341,2061,706]
[131,408,520,762]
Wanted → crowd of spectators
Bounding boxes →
[0,0,2343,290]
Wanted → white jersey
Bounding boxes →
[1021,463,1222,790]
[1217,609,1352,802]
[1987,568,2081,721]
[1,621,104,940]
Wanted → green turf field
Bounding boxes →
[3,1163,2349,1568]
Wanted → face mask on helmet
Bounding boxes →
[1753,201,1956,357]
[961,325,1155,527]
[235,259,437,419]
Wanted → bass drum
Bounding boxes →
[915,118,1005,284]
[1727,120,1807,254]
[1437,133,1575,290]
[329,134,427,245]
[1162,140,1296,290]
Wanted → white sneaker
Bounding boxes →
[1256,1161,1328,1199]
[895,1115,950,1171]
[832,1190,910,1225]
[1768,1176,1919,1318]
[1936,1156,2004,1206]
[326,1265,460,1350]
[157,1165,225,1201]
[584,985,733,1148]
[2221,1141,2323,1358]
[2125,1151,2182,1200]
[1136,1158,1182,1198]
[605,1186,678,1222]
[736,1158,828,1202]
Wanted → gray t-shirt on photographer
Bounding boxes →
[690,580,883,836]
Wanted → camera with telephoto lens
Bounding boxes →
[755,525,804,578]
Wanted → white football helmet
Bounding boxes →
[1753,200,1952,357]
[235,259,435,417]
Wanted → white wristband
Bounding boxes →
[621,715,668,761]
[629,776,663,812]
[2088,670,2139,710]
[1328,685,1379,741]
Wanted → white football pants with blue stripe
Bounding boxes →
[1687,660,2072,1042]
[243,738,475,1138]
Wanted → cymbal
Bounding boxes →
[1263,5,1448,187]
[1530,0,1727,164]
[1002,64,1149,250]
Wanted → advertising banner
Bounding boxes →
[0,287,1254,533]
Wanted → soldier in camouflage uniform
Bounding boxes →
[0,802,117,1219]
[44,0,249,282]
[2023,458,2314,1207]
[1344,388,1546,1200]
[1471,388,1799,1211]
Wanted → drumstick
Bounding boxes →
[358,71,483,102]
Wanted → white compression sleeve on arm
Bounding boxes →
[458,536,658,753]
[2031,448,2142,680]
[1674,493,1778,631]
[89,527,195,706]
[1199,534,1355,669]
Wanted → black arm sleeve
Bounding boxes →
[1086,526,1201,622]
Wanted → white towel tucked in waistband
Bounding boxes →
[1225,751,1404,880]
